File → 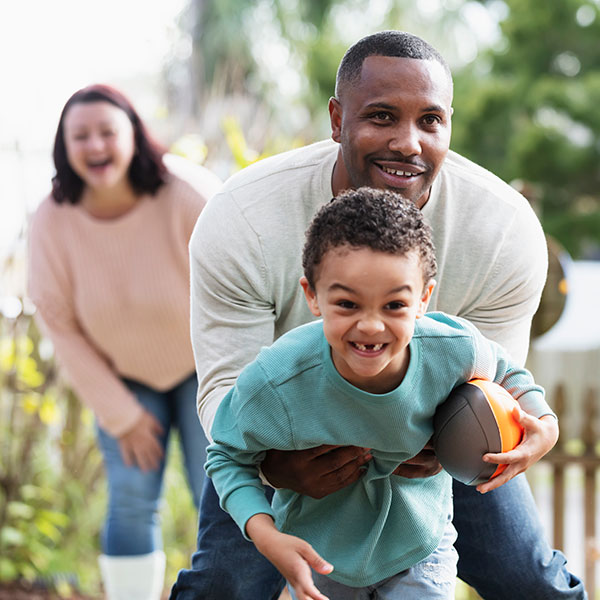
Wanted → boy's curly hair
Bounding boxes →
[302,187,437,288]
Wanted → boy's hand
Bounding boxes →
[247,514,333,600]
[476,410,559,494]
[261,446,372,499]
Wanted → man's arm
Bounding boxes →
[454,201,548,367]
[190,192,277,437]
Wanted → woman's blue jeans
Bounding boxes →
[96,374,208,556]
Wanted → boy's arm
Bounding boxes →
[246,514,333,600]
[207,382,333,600]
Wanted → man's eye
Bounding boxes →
[372,112,391,121]
[422,115,441,126]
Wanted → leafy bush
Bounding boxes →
[0,305,198,596]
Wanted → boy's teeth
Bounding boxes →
[354,343,383,351]
[382,166,416,177]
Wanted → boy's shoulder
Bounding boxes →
[415,312,480,340]
[252,320,325,386]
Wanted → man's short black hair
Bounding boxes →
[335,30,451,98]
[303,187,437,289]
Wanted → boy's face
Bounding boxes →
[301,246,434,394]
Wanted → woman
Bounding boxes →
[28,84,222,600]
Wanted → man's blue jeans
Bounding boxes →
[170,474,586,600]
[96,374,208,555]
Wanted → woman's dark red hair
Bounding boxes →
[51,84,168,204]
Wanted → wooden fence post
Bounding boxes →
[583,388,598,599]
[552,384,566,551]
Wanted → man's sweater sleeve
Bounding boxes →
[463,201,547,367]
[190,191,278,439]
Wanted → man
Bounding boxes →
[171,31,585,600]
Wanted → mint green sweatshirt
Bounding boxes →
[206,313,553,587]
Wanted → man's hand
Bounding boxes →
[392,439,442,478]
[247,514,333,600]
[261,445,372,499]
[117,410,164,472]
[476,410,559,494]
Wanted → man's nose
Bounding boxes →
[388,122,422,156]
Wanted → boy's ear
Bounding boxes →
[417,279,436,318]
[300,276,321,317]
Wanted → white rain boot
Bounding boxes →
[99,550,166,600]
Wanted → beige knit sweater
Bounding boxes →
[28,157,222,437]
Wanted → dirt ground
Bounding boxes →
[0,581,292,599]
[0,581,96,600]
[0,581,181,600]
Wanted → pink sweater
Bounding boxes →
[28,159,222,437]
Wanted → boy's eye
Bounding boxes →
[337,300,356,309]
[386,301,405,310]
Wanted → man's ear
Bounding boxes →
[300,276,321,317]
[328,97,342,143]
[417,279,436,318]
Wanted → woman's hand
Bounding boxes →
[477,410,559,494]
[117,410,164,471]
[247,514,333,600]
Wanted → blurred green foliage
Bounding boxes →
[177,0,600,258]
[0,308,198,596]
[435,0,600,259]
[0,307,102,595]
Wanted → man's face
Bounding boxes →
[330,56,453,208]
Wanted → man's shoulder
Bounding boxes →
[222,140,338,194]
[433,150,542,239]
[440,150,525,206]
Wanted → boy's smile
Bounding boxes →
[301,246,434,394]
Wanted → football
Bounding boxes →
[432,379,524,486]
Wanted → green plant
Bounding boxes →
[0,305,105,596]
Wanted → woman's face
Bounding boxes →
[63,101,136,192]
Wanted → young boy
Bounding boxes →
[205,188,558,600]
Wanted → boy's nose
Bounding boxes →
[356,316,385,335]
